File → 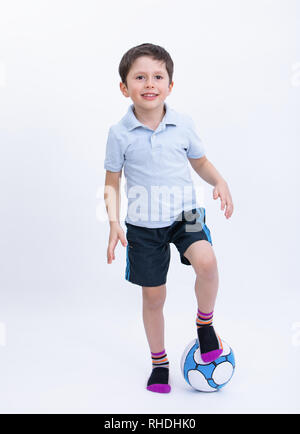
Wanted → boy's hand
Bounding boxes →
[213,181,234,219]
[107,223,128,264]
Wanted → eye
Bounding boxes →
[135,75,163,80]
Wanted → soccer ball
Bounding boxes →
[180,338,235,392]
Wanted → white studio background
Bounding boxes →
[0,0,299,414]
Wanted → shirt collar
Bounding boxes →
[122,102,177,131]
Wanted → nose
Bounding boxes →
[145,78,155,88]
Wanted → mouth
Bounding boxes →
[141,93,159,100]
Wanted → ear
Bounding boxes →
[120,82,129,98]
[168,81,174,94]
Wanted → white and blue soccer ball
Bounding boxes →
[180,338,235,392]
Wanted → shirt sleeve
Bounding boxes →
[185,116,206,159]
[104,126,125,172]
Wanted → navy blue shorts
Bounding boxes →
[125,207,213,287]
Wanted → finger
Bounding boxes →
[111,246,116,260]
[107,249,114,263]
[225,203,234,218]
[107,242,116,263]
[119,234,128,247]
[223,199,229,212]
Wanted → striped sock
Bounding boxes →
[196,309,214,328]
[146,349,171,393]
[151,349,169,369]
[196,309,223,363]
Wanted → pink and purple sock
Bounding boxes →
[196,309,223,363]
[146,349,171,393]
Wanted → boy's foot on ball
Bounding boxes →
[197,326,223,362]
[146,367,171,393]
[196,309,223,363]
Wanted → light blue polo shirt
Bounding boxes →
[104,102,206,228]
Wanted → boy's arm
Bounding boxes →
[104,170,127,263]
[104,170,122,226]
[188,156,234,219]
[188,156,225,186]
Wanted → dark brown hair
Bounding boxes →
[119,43,174,87]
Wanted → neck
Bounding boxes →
[133,103,166,130]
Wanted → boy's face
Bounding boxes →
[120,56,173,111]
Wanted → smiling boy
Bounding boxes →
[104,43,234,393]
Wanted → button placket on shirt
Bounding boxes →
[151,123,165,149]
[148,126,163,193]
[151,133,156,149]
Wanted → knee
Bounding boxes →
[142,285,166,310]
[194,255,218,279]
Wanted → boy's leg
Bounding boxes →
[183,240,223,362]
[142,284,166,353]
[183,240,218,312]
[142,284,170,393]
